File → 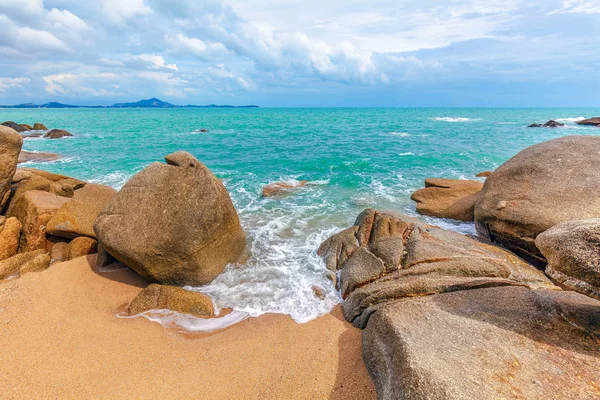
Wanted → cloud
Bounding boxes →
[101,0,152,23]
[0,77,31,92]
[134,54,178,71]
[43,73,117,96]
[551,0,600,14]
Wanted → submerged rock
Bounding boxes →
[536,219,600,300]
[17,150,61,164]
[319,209,555,328]
[363,286,600,400]
[527,120,565,128]
[0,125,23,210]
[1,121,27,133]
[410,178,483,221]
[475,135,600,266]
[262,180,309,197]
[128,284,215,318]
[577,117,600,126]
[43,129,73,139]
[95,151,246,286]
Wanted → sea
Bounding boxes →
[2,107,599,326]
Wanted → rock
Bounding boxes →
[0,217,22,261]
[320,209,556,328]
[33,123,47,130]
[7,190,70,252]
[20,124,33,130]
[67,237,98,259]
[21,133,43,139]
[410,178,483,222]
[19,168,86,188]
[95,151,246,286]
[0,249,48,280]
[311,285,326,300]
[577,117,600,126]
[19,253,51,276]
[0,125,23,210]
[527,123,543,127]
[43,129,73,139]
[46,183,116,239]
[5,173,75,216]
[262,180,309,197]
[1,121,27,133]
[362,286,600,400]
[536,219,600,300]
[95,242,118,270]
[474,135,600,266]
[50,242,70,264]
[128,284,215,318]
[17,150,61,164]
[543,120,565,127]
[476,171,493,178]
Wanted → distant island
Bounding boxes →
[0,98,259,109]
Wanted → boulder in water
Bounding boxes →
[128,284,215,318]
[20,124,33,131]
[43,129,73,139]
[0,125,23,210]
[33,123,48,130]
[95,151,246,286]
[17,150,61,164]
[577,117,600,126]
[262,180,309,197]
[475,135,600,265]
[1,121,27,133]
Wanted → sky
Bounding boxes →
[0,0,599,107]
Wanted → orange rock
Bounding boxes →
[262,180,308,197]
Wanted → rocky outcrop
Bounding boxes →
[17,150,61,164]
[577,117,600,126]
[536,219,600,300]
[363,286,600,400]
[5,172,75,216]
[0,249,50,280]
[46,183,116,239]
[43,129,73,139]
[33,123,47,131]
[319,209,556,327]
[20,124,33,131]
[1,121,27,133]
[411,178,483,221]
[8,190,70,252]
[0,125,23,210]
[95,151,246,286]
[262,180,308,197]
[128,284,215,318]
[475,136,600,265]
[527,120,565,128]
[0,217,22,261]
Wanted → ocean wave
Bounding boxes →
[89,171,133,189]
[432,117,482,122]
[399,152,414,156]
[120,309,249,333]
[390,132,411,137]
[555,117,585,123]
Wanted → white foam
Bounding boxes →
[432,117,482,122]
[555,117,585,123]
[390,132,411,137]
[399,152,414,156]
[121,309,250,332]
[89,171,133,190]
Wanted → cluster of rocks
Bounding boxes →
[0,125,111,280]
[528,117,600,128]
[1,120,73,139]
[577,117,600,126]
[320,134,600,399]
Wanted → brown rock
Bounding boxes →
[363,286,600,400]
[475,135,600,266]
[50,242,70,264]
[0,125,23,210]
[0,249,47,280]
[46,183,116,239]
[311,285,326,300]
[543,120,565,127]
[43,129,73,139]
[67,237,98,259]
[19,253,51,275]
[262,180,309,197]
[0,217,22,261]
[411,178,483,221]
[476,171,493,178]
[320,209,556,328]
[128,284,215,318]
[17,150,61,164]
[577,117,600,126]
[1,121,27,133]
[20,124,33,130]
[5,173,74,216]
[536,219,600,300]
[33,123,47,130]
[7,190,70,252]
[95,151,246,286]
[22,133,43,139]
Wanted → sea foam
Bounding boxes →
[432,117,482,122]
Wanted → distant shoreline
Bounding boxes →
[0,97,259,109]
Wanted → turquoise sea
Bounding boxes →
[2,108,599,323]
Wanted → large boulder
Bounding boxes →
[95,151,246,286]
[1,121,27,133]
[319,209,556,328]
[128,284,215,318]
[5,172,75,216]
[536,219,600,300]
[0,125,23,210]
[474,136,600,265]
[577,117,600,126]
[0,217,22,261]
[7,190,70,252]
[0,249,49,280]
[33,123,47,131]
[43,129,73,139]
[46,183,116,239]
[17,151,61,164]
[363,286,600,400]
[410,178,483,221]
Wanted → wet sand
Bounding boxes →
[0,255,376,399]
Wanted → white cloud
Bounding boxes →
[47,9,90,31]
[135,54,178,71]
[551,0,600,14]
[102,0,152,23]
[15,27,71,52]
[138,71,187,84]
[43,73,117,95]
[169,34,229,59]
[0,77,31,92]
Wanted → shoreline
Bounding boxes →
[0,255,376,399]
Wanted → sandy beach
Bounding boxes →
[0,256,376,399]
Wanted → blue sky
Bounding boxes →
[0,0,599,107]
